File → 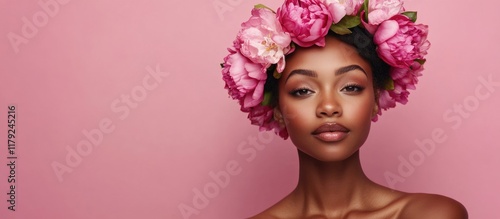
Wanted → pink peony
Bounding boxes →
[323,0,364,23]
[222,46,268,109]
[391,60,423,90]
[377,90,395,112]
[248,105,289,139]
[372,89,392,121]
[360,11,378,34]
[237,7,293,73]
[374,14,430,68]
[375,61,424,121]
[367,0,404,25]
[377,61,424,112]
[277,0,333,47]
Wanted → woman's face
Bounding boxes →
[275,36,378,162]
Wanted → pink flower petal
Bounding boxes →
[376,42,398,66]
[360,11,378,34]
[374,20,399,44]
[278,0,332,48]
[327,3,347,23]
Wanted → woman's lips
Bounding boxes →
[312,123,350,142]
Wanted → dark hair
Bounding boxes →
[332,26,391,89]
[263,26,391,107]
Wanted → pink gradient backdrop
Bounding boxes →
[0,0,498,218]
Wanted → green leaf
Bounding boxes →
[330,15,360,35]
[337,15,361,28]
[261,92,272,106]
[254,4,275,13]
[273,70,282,79]
[385,79,395,91]
[330,25,352,35]
[415,59,426,65]
[402,11,418,22]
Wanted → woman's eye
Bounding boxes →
[341,85,365,93]
[290,88,314,96]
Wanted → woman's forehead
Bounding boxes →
[282,36,372,77]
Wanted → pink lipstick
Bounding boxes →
[312,123,350,142]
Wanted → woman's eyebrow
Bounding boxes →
[286,69,317,82]
[285,65,367,83]
[336,65,367,76]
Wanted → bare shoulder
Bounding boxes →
[247,205,284,219]
[399,193,468,219]
[246,197,293,219]
[248,211,279,219]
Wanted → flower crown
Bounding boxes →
[221,0,430,139]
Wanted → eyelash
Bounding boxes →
[289,84,364,97]
[341,83,365,93]
[289,87,314,97]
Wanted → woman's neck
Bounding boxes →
[290,150,376,216]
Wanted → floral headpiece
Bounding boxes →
[221,0,430,139]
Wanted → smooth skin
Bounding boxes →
[249,36,467,219]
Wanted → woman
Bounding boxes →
[221,0,467,218]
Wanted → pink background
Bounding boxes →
[1,0,499,218]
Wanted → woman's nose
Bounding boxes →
[316,93,342,117]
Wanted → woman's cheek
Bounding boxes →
[280,97,307,122]
[282,103,304,126]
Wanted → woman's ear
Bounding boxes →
[273,107,285,127]
[372,103,379,118]
[372,90,380,118]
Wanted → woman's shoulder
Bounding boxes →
[398,193,468,219]
[248,212,278,219]
[246,196,295,219]
[247,192,468,219]
[246,202,288,219]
